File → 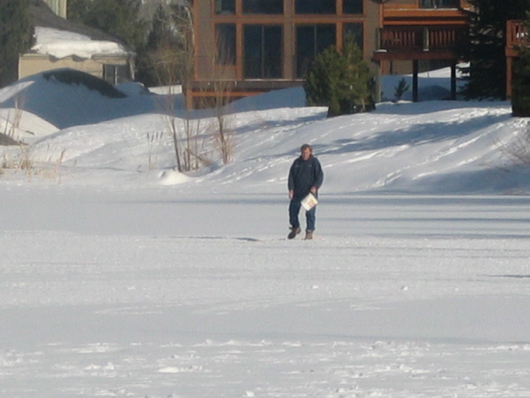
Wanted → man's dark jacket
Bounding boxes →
[288,155,324,201]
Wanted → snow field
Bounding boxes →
[2,190,530,397]
[2,65,530,397]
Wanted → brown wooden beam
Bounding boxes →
[412,60,419,102]
[507,56,513,98]
[187,79,303,92]
[373,50,457,61]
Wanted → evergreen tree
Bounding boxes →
[512,47,530,116]
[136,2,192,87]
[147,4,179,50]
[0,0,33,87]
[67,0,92,23]
[304,36,374,117]
[68,0,148,51]
[511,14,530,116]
[463,0,530,100]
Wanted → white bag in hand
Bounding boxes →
[301,193,318,211]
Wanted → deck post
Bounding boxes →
[412,60,419,102]
[506,56,513,98]
[451,62,457,100]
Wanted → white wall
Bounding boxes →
[43,0,67,18]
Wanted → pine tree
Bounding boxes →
[512,47,530,116]
[0,0,33,87]
[304,35,374,117]
[463,0,530,100]
[511,14,530,117]
[68,0,148,51]
[394,78,410,102]
[67,0,92,23]
[136,2,193,87]
[147,4,179,50]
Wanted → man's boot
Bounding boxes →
[304,230,314,240]
[288,226,301,239]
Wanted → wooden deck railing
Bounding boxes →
[507,20,529,49]
[377,26,468,52]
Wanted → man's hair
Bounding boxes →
[300,144,312,152]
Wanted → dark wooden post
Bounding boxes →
[412,60,419,102]
[451,62,457,100]
[506,56,513,98]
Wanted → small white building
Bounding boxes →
[19,0,135,85]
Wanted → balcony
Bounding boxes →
[373,26,468,61]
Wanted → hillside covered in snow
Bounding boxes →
[0,67,529,195]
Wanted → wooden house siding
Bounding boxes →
[188,0,471,108]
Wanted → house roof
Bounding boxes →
[29,0,131,49]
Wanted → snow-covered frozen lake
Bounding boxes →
[2,187,530,398]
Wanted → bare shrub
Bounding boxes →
[2,93,25,142]
[149,2,210,173]
[207,31,236,165]
[147,131,164,170]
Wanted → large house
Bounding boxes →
[187,0,472,108]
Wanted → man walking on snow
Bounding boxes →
[287,144,324,240]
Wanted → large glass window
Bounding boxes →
[296,24,336,77]
[343,0,363,14]
[216,24,236,65]
[244,25,283,78]
[295,0,335,14]
[243,0,284,14]
[343,23,364,50]
[215,0,236,15]
[420,0,459,8]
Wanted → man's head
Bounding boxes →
[300,144,312,160]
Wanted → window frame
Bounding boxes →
[214,0,236,15]
[295,23,337,78]
[243,24,284,79]
[295,0,336,15]
[242,0,284,15]
[215,23,237,66]
[342,0,363,15]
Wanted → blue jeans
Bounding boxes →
[289,199,316,231]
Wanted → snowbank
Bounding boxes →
[0,66,527,194]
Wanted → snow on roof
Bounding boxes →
[31,26,132,60]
